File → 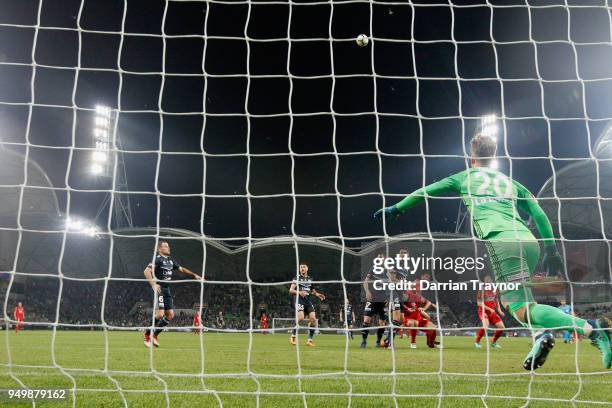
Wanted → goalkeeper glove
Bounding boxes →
[542,244,564,277]
[373,205,401,220]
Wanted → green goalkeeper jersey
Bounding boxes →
[394,167,555,244]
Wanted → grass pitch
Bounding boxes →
[0,330,610,407]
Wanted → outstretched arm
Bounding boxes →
[374,175,460,219]
[178,266,202,280]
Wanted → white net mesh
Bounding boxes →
[0,0,611,406]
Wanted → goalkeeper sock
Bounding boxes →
[475,328,485,343]
[361,323,371,341]
[525,304,588,334]
[492,329,503,343]
[154,317,170,336]
[291,328,297,337]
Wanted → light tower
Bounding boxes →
[91,105,133,230]
[91,105,112,176]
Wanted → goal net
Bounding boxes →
[1,0,611,406]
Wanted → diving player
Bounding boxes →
[375,133,611,370]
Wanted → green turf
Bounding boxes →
[0,331,610,407]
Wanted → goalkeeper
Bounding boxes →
[374,133,611,370]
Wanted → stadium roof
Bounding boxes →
[0,147,60,229]
[537,155,612,239]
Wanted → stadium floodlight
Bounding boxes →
[65,216,99,237]
[95,141,109,150]
[84,227,98,237]
[482,124,498,137]
[92,151,107,162]
[95,117,109,127]
[94,128,108,138]
[95,105,111,117]
[90,163,104,175]
[480,114,498,141]
[66,217,83,231]
[482,114,496,125]
[91,104,113,177]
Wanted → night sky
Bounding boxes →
[1,0,611,247]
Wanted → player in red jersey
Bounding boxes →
[13,302,25,333]
[403,282,439,348]
[475,275,506,349]
[260,312,269,335]
[404,273,439,348]
[193,311,202,334]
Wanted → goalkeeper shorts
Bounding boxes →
[483,230,540,315]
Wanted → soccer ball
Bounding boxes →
[356,34,369,47]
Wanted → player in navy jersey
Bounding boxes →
[289,263,326,346]
[339,299,356,339]
[143,240,203,348]
[382,248,411,348]
[361,253,389,348]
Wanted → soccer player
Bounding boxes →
[475,274,506,349]
[375,133,612,370]
[404,272,439,348]
[288,263,326,346]
[143,240,203,348]
[13,302,24,334]
[260,311,269,335]
[193,310,202,334]
[403,286,438,348]
[361,253,388,349]
[216,311,225,329]
[339,299,356,339]
[382,249,411,348]
[558,299,575,343]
